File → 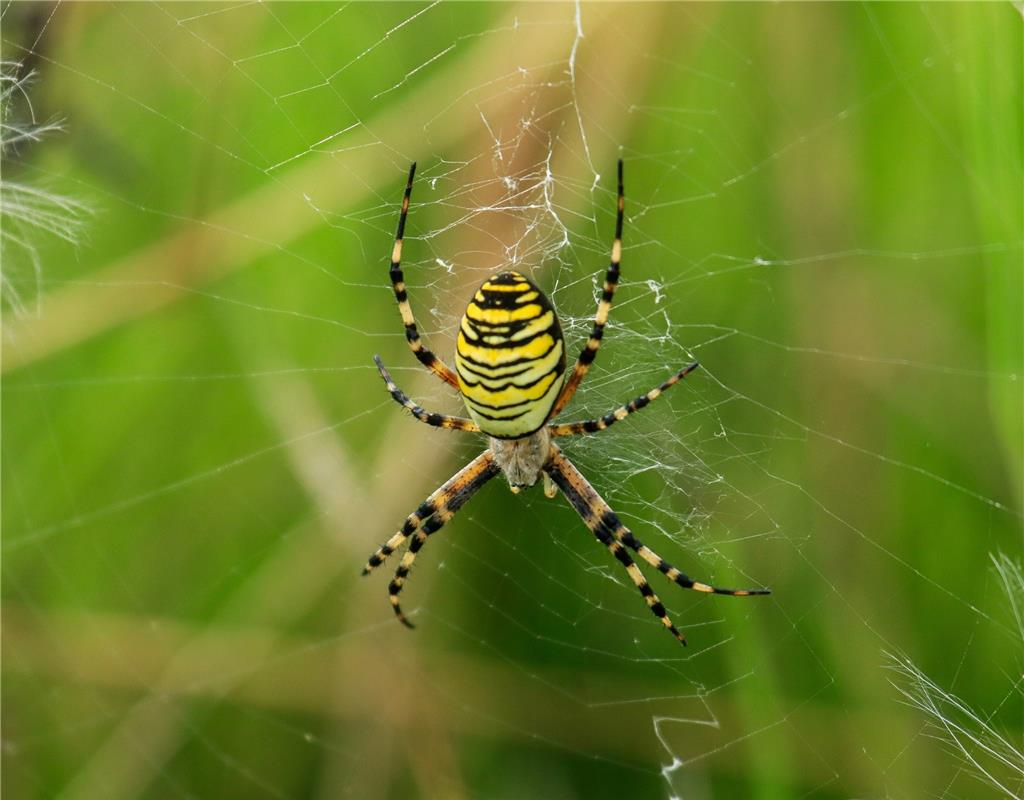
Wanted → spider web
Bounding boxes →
[3,3,1022,799]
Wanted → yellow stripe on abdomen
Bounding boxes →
[455,271,566,438]
[457,331,555,367]
[465,302,544,325]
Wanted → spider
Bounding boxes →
[362,160,770,645]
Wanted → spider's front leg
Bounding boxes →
[362,450,500,627]
[544,444,769,645]
[544,445,687,644]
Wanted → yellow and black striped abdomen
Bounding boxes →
[455,271,565,438]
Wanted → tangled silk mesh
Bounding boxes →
[2,3,1021,799]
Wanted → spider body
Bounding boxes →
[456,271,566,439]
[364,161,770,645]
[488,427,551,491]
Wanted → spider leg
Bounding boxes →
[549,362,700,437]
[374,355,480,432]
[362,450,500,628]
[620,526,771,597]
[387,509,456,627]
[390,162,460,389]
[545,445,770,644]
[549,445,770,597]
[544,444,688,645]
[548,159,624,420]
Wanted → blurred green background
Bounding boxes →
[3,3,1021,798]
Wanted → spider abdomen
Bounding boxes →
[455,271,566,438]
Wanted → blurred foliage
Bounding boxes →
[3,3,1021,799]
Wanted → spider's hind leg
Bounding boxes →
[548,160,625,420]
[388,162,461,389]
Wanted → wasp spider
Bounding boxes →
[363,161,770,645]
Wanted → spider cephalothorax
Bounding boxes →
[364,160,770,645]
